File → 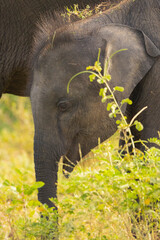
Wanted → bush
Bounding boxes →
[0,95,159,239]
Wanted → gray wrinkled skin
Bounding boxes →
[30,0,160,210]
[0,0,107,97]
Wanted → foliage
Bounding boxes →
[0,4,160,239]
[1,54,160,239]
[0,96,58,239]
[66,48,160,239]
[67,48,145,155]
[0,170,58,240]
[61,1,121,21]
[58,142,160,240]
[62,4,93,20]
[61,2,111,21]
[0,101,159,239]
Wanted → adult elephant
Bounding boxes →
[30,0,160,208]
[0,0,109,98]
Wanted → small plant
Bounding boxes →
[0,168,58,239]
[67,48,160,239]
[67,48,145,155]
[61,4,93,20]
[61,2,119,21]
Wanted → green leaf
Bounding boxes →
[6,207,16,213]
[107,102,113,111]
[111,103,117,113]
[33,181,45,189]
[99,88,108,100]
[109,112,114,118]
[16,185,22,193]
[148,138,160,147]
[114,86,124,92]
[101,96,107,103]
[3,179,11,186]
[116,120,121,125]
[94,61,102,72]
[89,74,96,82]
[134,120,144,131]
[99,88,105,97]
[15,168,23,176]
[121,98,132,105]
[97,78,105,84]
[105,74,111,81]
[86,66,93,70]
[23,182,45,195]
[106,95,113,100]
[24,186,35,196]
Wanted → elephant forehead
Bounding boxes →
[32,70,92,103]
[32,69,68,97]
[33,41,95,87]
[39,39,93,67]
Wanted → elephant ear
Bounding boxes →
[98,24,160,111]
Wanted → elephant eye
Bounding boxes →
[57,100,71,112]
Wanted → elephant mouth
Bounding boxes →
[65,135,81,164]
[63,129,91,174]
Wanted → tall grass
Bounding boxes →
[0,4,160,239]
[0,95,159,239]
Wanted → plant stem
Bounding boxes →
[104,79,136,155]
[129,106,148,127]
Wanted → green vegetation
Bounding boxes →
[0,4,159,240]
[66,48,160,239]
[0,50,159,239]
[62,3,108,20]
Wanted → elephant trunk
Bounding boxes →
[34,137,63,208]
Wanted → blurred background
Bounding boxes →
[0,95,34,181]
